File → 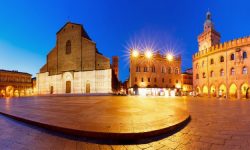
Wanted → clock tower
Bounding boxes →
[198,11,221,51]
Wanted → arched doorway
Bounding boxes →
[196,87,201,96]
[202,85,208,96]
[0,90,6,97]
[133,84,139,95]
[219,84,226,97]
[241,83,249,98]
[14,90,19,97]
[6,86,14,97]
[229,84,237,98]
[210,85,216,97]
[66,81,71,93]
[50,86,54,94]
[86,81,90,93]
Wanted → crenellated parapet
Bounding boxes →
[193,36,250,60]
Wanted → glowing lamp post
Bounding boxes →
[145,51,153,59]
[132,49,139,58]
[166,53,174,61]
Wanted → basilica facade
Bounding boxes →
[193,12,250,99]
[37,22,113,94]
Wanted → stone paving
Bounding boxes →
[0,96,189,140]
[0,96,250,149]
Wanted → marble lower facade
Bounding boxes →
[36,69,112,94]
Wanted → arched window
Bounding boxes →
[168,67,172,74]
[196,63,199,68]
[152,66,155,73]
[220,56,224,62]
[136,66,140,72]
[220,69,224,76]
[231,68,235,75]
[141,78,144,82]
[144,67,148,72]
[243,66,247,74]
[66,40,71,54]
[210,71,214,77]
[230,53,235,61]
[243,51,247,59]
[196,74,199,79]
[210,59,214,65]
[175,68,179,74]
[161,67,165,73]
[202,61,205,67]
[202,72,206,78]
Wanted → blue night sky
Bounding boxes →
[0,0,250,81]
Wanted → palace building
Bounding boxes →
[0,70,33,97]
[37,22,114,94]
[193,11,250,99]
[128,50,182,96]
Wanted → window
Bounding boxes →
[202,61,204,67]
[135,77,137,82]
[168,67,172,74]
[220,56,224,62]
[162,78,164,83]
[161,67,165,73]
[220,69,224,76]
[66,40,71,54]
[196,74,199,79]
[136,66,140,72]
[141,78,144,82]
[148,78,150,82]
[243,51,247,59]
[231,68,235,75]
[196,63,199,68]
[154,78,156,82]
[210,59,214,65]
[144,67,148,72]
[152,66,156,72]
[230,53,235,61]
[243,66,247,74]
[202,72,206,78]
[175,68,179,74]
[169,79,172,83]
[210,71,214,77]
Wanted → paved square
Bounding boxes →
[0,96,250,149]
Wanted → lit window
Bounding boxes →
[210,71,214,77]
[66,40,71,54]
[231,68,235,75]
[136,66,140,72]
[175,68,179,74]
[220,69,224,76]
[243,51,247,59]
[243,66,247,74]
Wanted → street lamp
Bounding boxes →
[166,53,174,61]
[132,49,139,58]
[145,50,153,59]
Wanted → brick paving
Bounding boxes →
[0,96,250,149]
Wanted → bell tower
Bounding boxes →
[198,11,221,51]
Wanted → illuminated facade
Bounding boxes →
[128,50,182,96]
[193,11,250,99]
[37,22,112,94]
[181,68,193,95]
[0,70,33,97]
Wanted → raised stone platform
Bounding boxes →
[0,96,190,140]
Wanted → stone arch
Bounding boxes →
[210,85,216,97]
[63,72,73,94]
[20,90,25,96]
[202,85,208,96]
[14,90,19,97]
[229,83,237,98]
[6,86,14,97]
[196,86,201,95]
[241,83,249,98]
[218,84,227,97]
[0,90,6,97]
